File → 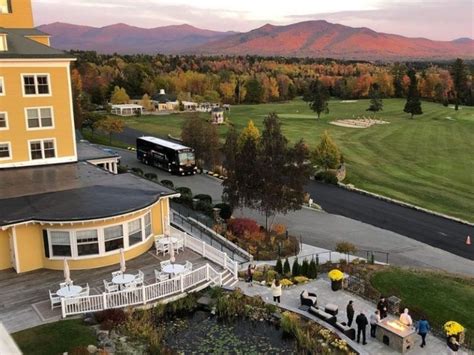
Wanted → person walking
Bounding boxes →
[346,300,355,327]
[369,310,381,337]
[247,264,255,287]
[355,312,369,345]
[377,296,388,319]
[416,317,431,348]
[447,336,460,355]
[271,279,282,303]
[399,308,413,327]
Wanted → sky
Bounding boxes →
[33,0,473,41]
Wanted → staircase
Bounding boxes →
[221,270,238,289]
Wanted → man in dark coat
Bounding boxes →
[346,300,355,327]
[356,312,369,345]
[377,296,388,319]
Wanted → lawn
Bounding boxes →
[371,268,474,343]
[12,319,96,355]
[122,98,474,221]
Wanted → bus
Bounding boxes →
[136,136,197,175]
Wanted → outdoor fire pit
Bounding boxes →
[376,319,416,353]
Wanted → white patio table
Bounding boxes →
[112,273,135,287]
[162,264,185,276]
[157,237,178,246]
[57,285,83,298]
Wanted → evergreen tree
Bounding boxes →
[391,63,406,98]
[300,259,309,277]
[238,120,260,148]
[303,78,329,119]
[450,58,468,111]
[283,258,291,275]
[403,69,423,119]
[291,258,300,277]
[182,115,220,169]
[308,259,318,279]
[366,83,383,117]
[312,131,341,171]
[245,78,264,103]
[275,258,283,275]
[222,127,239,207]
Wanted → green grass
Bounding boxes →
[371,268,474,343]
[12,319,96,355]
[123,99,474,221]
[82,129,130,149]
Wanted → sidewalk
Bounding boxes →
[237,279,462,355]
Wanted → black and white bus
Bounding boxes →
[136,136,197,175]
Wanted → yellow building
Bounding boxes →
[0,0,177,273]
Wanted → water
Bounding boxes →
[163,311,297,354]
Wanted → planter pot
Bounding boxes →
[447,332,465,344]
[331,279,342,291]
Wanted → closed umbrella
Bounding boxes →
[169,237,176,264]
[120,248,126,274]
[63,258,72,288]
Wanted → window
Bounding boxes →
[0,142,11,160]
[0,112,7,129]
[29,139,56,160]
[0,0,12,14]
[50,231,71,257]
[144,212,152,237]
[104,225,124,252]
[26,108,53,129]
[22,74,50,96]
[128,219,143,246]
[76,230,99,256]
[0,77,4,95]
[0,35,6,51]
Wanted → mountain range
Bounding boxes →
[38,20,474,61]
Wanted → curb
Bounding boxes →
[338,183,473,227]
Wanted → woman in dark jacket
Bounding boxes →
[416,317,431,348]
[376,296,388,319]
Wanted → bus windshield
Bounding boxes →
[178,152,195,165]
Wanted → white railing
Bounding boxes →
[61,228,240,317]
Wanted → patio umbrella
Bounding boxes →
[120,248,126,274]
[169,237,176,264]
[63,258,72,287]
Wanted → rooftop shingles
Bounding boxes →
[0,163,176,226]
[77,141,120,161]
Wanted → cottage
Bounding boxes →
[211,107,225,124]
[111,104,143,116]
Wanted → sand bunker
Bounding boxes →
[330,118,390,128]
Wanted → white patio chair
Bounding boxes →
[155,240,168,256]
[134,270,144,287]
[155,269,170,282]
[124,281,137,290]
[79,283,90,296]
[160,260,171,269]
[59,280,74,288]
[103,279,119,293]
[184,261,193,272]
[49,290,61,310]
[111,271,122,278]
[175,239,184,254]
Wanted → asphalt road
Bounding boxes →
[306,182,473,261]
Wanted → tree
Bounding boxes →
[81,112,104,137]
[283,258,291,275]
[303,78,329,119]
[95,116,125,144]
[404,69,423,119]
[110,86,130,104]
[366,83,383,117]
[312,131,341,171]
[291,258,300,277]
[71,68,84,129]
[238,120,260,148]
[244,78,264,103]
[141,93,152,111]
[450,58,468,110]
[222,127,240,207]
[300,259,309,277]
[308,258,318,279]
[275,258,283,274]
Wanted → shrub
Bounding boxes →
[280,278,294,287]
[281,311,300,335]
[214,203,233,220]
[117,165,128,174]
[195,200,213,216]
[131,167,143,176]
[314,171,338,184]
[272,223,287,235]
[293,276,310,284]
[335,241,358,254]
[308,259,318,279]
[300,259,309,277]
[160,179,174,188]
[228,218,260,237]
[283,258,291,274]
[252,270,264,281]
[175,187,193,205]
[266,270,278,283]
[275,258,283,274]
[292,258,300,277]
[95,309,127,327]
[144,172,158,181]
[194,194,213,204]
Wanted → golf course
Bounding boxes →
[120,98,473,222]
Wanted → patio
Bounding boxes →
[0,249,220,333]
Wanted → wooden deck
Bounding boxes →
[0,248,216,333]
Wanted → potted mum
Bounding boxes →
[328,269,344,291]
[444,321,465,344]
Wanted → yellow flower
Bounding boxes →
[328,269,344,281]
[280,278,294,287]
[444,321,464,336]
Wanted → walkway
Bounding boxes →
[237,279,460,355]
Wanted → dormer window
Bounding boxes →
[0,34,7,51]
[0,0,12,14]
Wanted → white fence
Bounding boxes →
[61,227,239,318]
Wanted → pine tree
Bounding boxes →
[300,259,309,277]
[366,83,383,117]
[450,58,468,111]
[291,258,300,277]
[303,78,329,119]
[308,259,318,279]
[275,258,283,275]
[404,69,423,119]
[283,258,291,275]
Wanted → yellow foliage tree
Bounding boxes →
[110,86,130,104]
[238,120,260,148]
[141,93,152,111]
[95,116,125,144]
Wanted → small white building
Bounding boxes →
[211,107,225,124]
[111,104,144,116]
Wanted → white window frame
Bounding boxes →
[0,77,5,96]
[24,106,55,130]
[0,141,11,161]
[75,229,100,257]
[0,111,8,130]
[144,212,152,238]
[21,73,52,97]
[28,138,57,161]
[104,223,125,252]
[48,230,72,258]
[128,218,143,246]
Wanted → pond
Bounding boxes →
[163,310,297,354]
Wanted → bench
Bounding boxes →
[309,306,337,325]
[334,322,356,340]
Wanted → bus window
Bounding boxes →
[179,152,195,165]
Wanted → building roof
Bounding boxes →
[111,104,143,109]
[0,27,74,59]
[77,140,120,161]
[151,92,177,104]
[212,107,224,112]
[0,162,176,226]
[138,136,192,151]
